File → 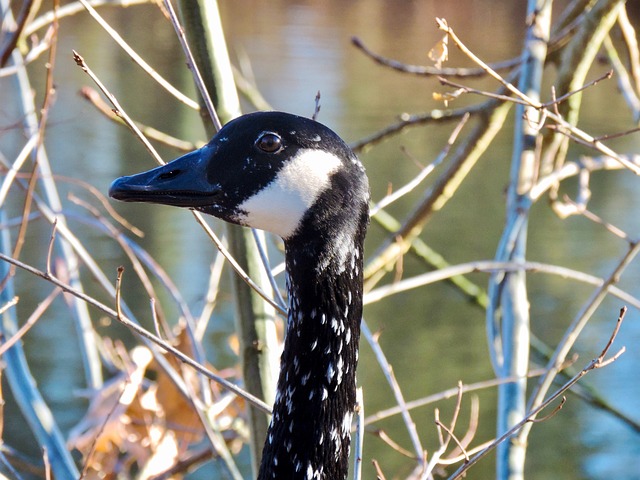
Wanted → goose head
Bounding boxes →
[109,111,369,241]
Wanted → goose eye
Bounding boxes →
[256,132,282,153]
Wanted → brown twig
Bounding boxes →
[527,397,566,423]
[72,50,165,165]
[437,76,527,105]
[0,0,36,67]
[79,86,198,152]
[369,112,470,216]
[0,292,60,356]
[45,218,58,277]
[312,90,321,121]
[442,396,481,464]
[436,17,640,175]
[66,184,144,239]
[115,266,124,320]
[350,101,489,153]
[367,429,415,459]
[351,36,521,78]
[438,69,613,111]
[437,18,533,105]
[371,459,387,480]
[448,307,627,479]
[593,126,640,142]
[561,195,630,241]
[541,70,613,108]
[594,307,626,368]
[0,251,272,413]
[67,192,176,330]
[78,0,200,110]
[434,420,470,463]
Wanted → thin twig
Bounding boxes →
[434,421,469,463]
[0,251,272,414]
[368,429,415,459]
[448,308,626,479]
[161,0,221,130]
[115,266,124,320]
[372,459,387,480]
[0,0,35,67]
[0,288,61,357]
[78,0,200,110]
[196,253,226,341]
[528,239,640,414]
[540,70,613,108]
[527,397,566,423]
[312,90,321,121]
[352,36,521,78]
[251,230,286,310]
[364,260,640,309]
[72,50,164,164]
[192,213,286,316]
[437,18,535,105]
[370,113,469,216]
[617,7,640,108]
[437,76,528,106]
[363,367,559,427]
[439,18,640,175]
[25,0,151,36]
[562,195,630,241]
[444,395,480,463]
[79,87,198,152]
[150,298,164,340]
[72,51,284,314]
[362,319,424,463]
[45,218,58,277]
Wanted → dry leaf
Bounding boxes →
[433,88,466,107]
[428,34,449,69]
[68,322,247,477]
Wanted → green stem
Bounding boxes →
[176,1,278,474]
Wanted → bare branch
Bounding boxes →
[449,309,626,479]
[352,36,521,78]
[312,90,321,121]
[72,50,164,164]
[0,252,272,414]
[78,0,200,110]
[361,320,425,463]
[0,289,59,356]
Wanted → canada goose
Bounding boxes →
[110,111,369,479]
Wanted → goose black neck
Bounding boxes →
[257,194,368,480]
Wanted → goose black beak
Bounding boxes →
[109,147,221,208]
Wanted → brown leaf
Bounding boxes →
[433,88,466,107]
[428,34,449,69]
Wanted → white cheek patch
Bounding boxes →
[236,149,343,238]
